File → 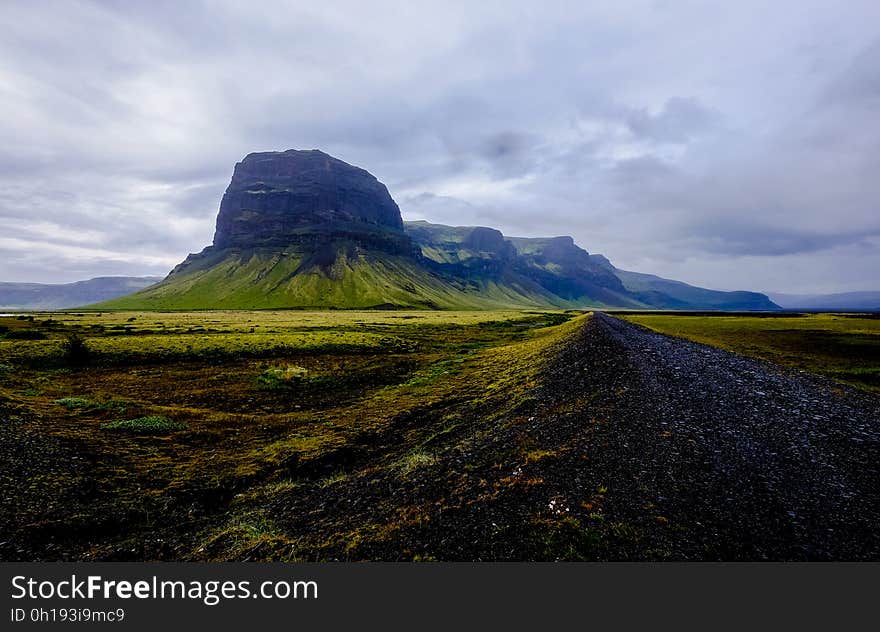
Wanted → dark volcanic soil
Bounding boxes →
[535,313,880,559]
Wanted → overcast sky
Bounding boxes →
[1,1,878,293]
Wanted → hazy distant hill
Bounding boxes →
[0,277,161,310]
[768,291,880,311]
[611,269,780,310]
[93,149,778,311]
[408,221,778,310]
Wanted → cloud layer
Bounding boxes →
[1,0,878,293]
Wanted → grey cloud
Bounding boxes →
[1,1,879,292]
[821,39,880,106]
[685,222,877,257]
[626,97,720,142]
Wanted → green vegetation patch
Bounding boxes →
[397,450,437,476]
[100,415,187,433]
[0,308,589,561]
[622,313,880,392]
[257,365,309,390]
[55,396,92,409]
[3,330,47,340]
[54,396,128,413]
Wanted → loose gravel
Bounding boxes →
[555,313,880,559]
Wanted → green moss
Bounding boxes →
[197,514,297,561]
[100,415,187,433]
[55,396,92,409]
[397,450,437,475]
[55,396,128,413]
[0,308,592,561]
[257,365,309,390]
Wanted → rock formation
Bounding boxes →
[213,149,412,255]
[92,149,779,311]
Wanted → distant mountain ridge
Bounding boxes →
[92,149,778,311]
[405,221,776,310]
[0,277,161,310]
[768,291,880,311]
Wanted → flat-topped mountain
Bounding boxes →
[94,150,778,311]
[213,149,412,255]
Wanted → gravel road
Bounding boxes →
[555,313,880,559]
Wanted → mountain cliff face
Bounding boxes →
[94,150,778,311]
[212,149,412,255]
[405,221,777,310]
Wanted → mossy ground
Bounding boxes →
[0,309,588,560]
[619,312,880,392]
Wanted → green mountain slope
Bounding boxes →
[405,221,777,310]
[95,244,565,310]
[405,221,646,309]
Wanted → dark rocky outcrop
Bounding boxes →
[463,227,516,259]
[506,235,632,304]
[213,149,410,253]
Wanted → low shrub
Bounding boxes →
[55,396,92,409]
[257,365,309,390]
[61,333,92,365]
[100,415,187,433]
[398,450,437,475]
[55,396,129,413]
[93,399,129,414]
[4,330,47,340]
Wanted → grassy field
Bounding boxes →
[619,312,880,392]
[0,309,585,560]
[0,310,536,364]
